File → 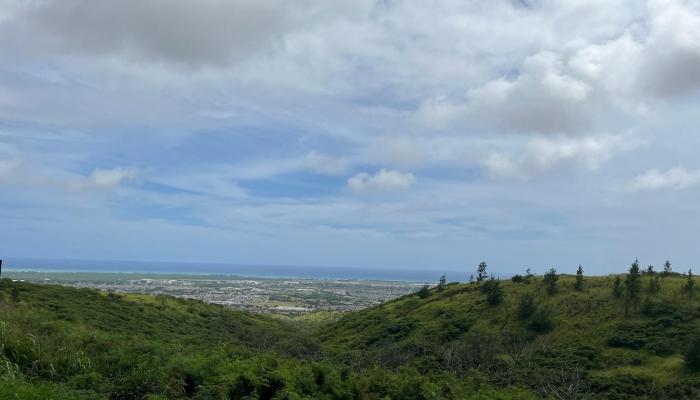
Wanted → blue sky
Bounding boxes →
[1,0,700,275]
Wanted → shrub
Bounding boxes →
[685,336,700,371]
[543,268,558,295]
[612,276,623,299]
[517,294,536,320]
[480,277,503,306]
[417,284,430,299]
[511,275,524,283]
[528,308,554,333]
[649,275,661,295]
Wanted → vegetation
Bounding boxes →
[320,270,700,399]
[477,262,488,283]
[542,268,558,295]
[437,275,447,292]
[480,277,504,306]
[2,266,700,399]
[625,259,643,307]
[613,275,623,299]
[574,265,584,292]
[683,269,695,298]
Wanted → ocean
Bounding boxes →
[2,258,465,283]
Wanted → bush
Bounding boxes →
[528,308,554,333]
[516,294,536,320]
[417,284,430,299]
[685,336,700,371]
[511,275,524,283]
[480,277,503,306]
[543,268,558,295]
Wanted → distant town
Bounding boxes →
[4,270,422,314]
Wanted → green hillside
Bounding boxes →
[1,269,700,399]
[319,272,700,399]
[0,279,533,399]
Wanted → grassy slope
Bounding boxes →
[318,274,700,398]
[0,280,317,399]
[0,279,535,400]
[2,274,699,399]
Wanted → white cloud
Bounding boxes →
[482,134,637,179]
[70,167,138,190]
[467,52,595,135]
[638,0,700,97]
[348,169,415,192]
[303,151,348,175]
[630,166,700,191]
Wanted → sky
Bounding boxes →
[1,0,700,275]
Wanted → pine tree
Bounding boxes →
[437,275,446,291]
[663,260,672,277]
[469,274,475,285]
[543,268,558,295]
[477,262,488,283]
[683,269,695,298]
[612,275,623,298]
[625,258,642,306]
[646,265,655,275]
[574,265,584,291]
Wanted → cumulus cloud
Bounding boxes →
[348,169,415,192]
[468,52,594,135]
[417,0,700,140]
[638,0,700,97]
[482,134,637,179]
[630,167,700,191]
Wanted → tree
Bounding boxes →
[528,307,554,333]
[625,258,642,306]
[525,268,535,283]
[663,260,672,277]
[468,274,475,284]
[574,265,584,291]
[517,293,536,320]
[480,276,503,305]
[612,275,623,298]
[543,268,558,295]
[645,265,655,275]
[683,269,695,298]
[437,275,446,291]
[477,262,488,283]
[417,284,430,299]
[511,274,524,283]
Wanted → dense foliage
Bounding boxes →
[1,270,700,399]
[320,272,700,399]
